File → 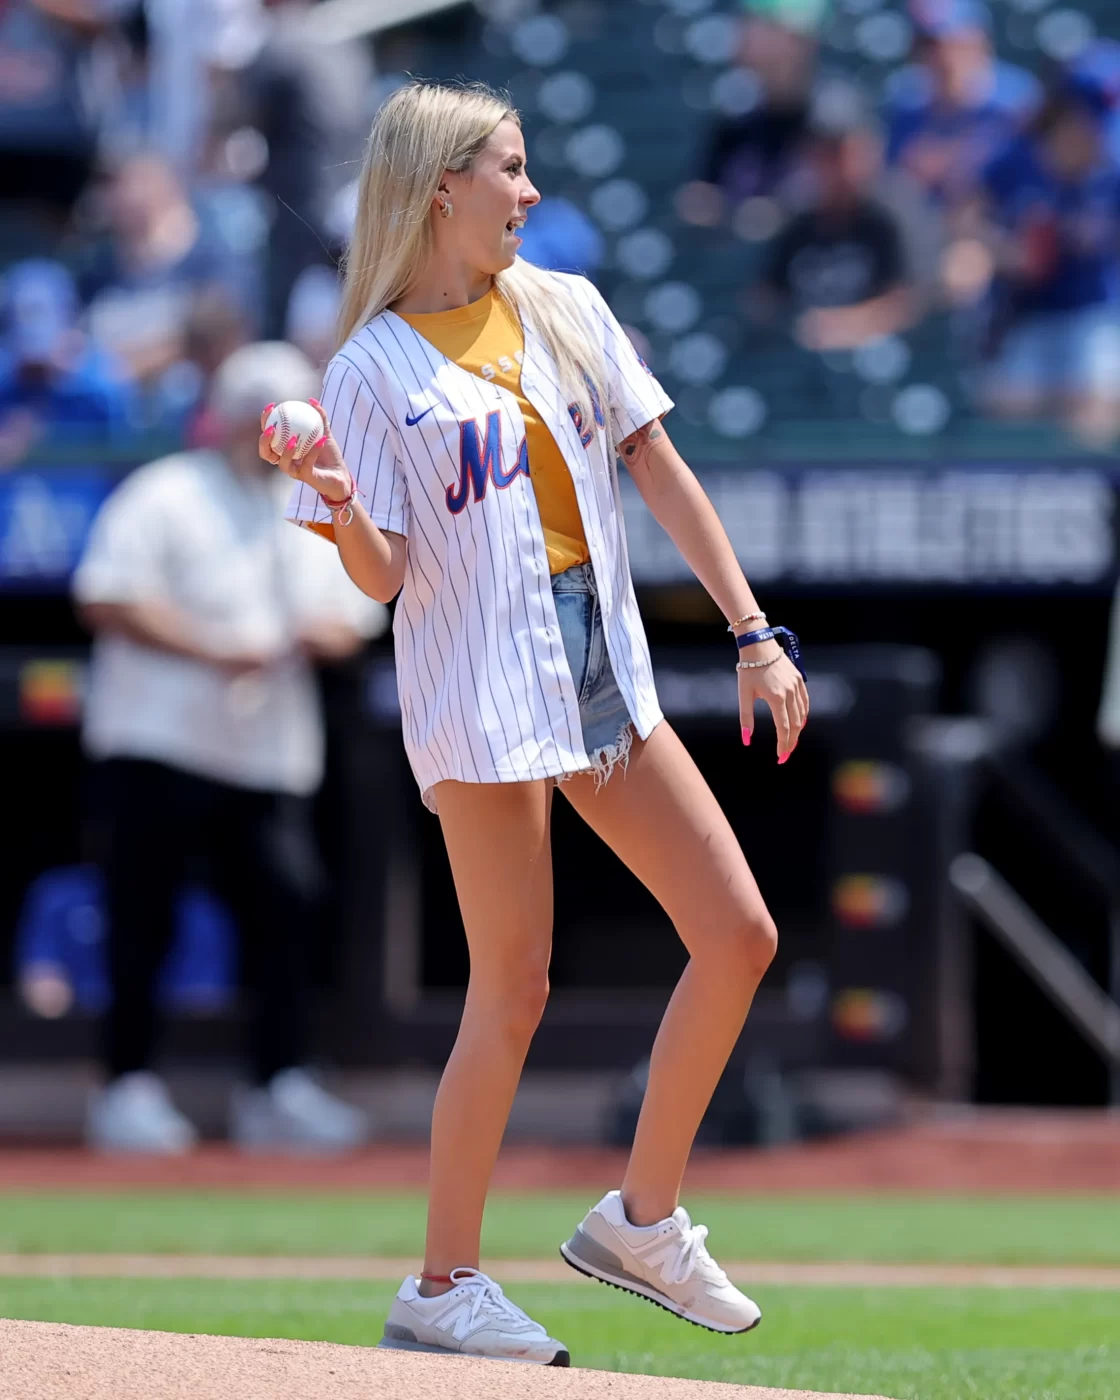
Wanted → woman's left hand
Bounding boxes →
[739,650,809,763]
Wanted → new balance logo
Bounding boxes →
[435,1301,478,1342]
[405,405,435,426]
[636,1240,683,1285]
[446,411,529,514]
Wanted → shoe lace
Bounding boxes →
[669,1223,729,1287]
[451,1269,539,1332]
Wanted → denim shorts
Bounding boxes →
[552,562,634,784]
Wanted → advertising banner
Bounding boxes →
[0,469,118,590]
[1,461,1113,593]
[622,465,1116,591]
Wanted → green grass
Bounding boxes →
[3,1192,1118,1397]
[0,1276,1117,1400]
[0,1192,1118,1265]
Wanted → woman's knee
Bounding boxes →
[471,959,551,1042]
[747,910,779,974]
[697,906,778,981]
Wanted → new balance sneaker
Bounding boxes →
[87,1072,198,1155]
[560,1189,762,1334]
[229,1068,371,1152]
[378,1268,569,1365]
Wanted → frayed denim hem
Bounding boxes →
[556,720,634,794]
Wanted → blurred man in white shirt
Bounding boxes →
[73,341,387,1153]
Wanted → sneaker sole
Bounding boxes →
[378,1327,570,1366]
[559,1235,762,1336]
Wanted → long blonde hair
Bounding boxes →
[337,80,607,424]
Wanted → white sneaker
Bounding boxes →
[560,1189,762,1335]
[87,1072,198,1155]
[229,1068,371,1152]
[379,1268,569,1366]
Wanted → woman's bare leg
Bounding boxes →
[421,778,554,1290]
[561,722,776,1226]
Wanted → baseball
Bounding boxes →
[265,400,323,459]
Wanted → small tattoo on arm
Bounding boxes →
[623,423,663,458]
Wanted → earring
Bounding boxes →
[440,199,453,219]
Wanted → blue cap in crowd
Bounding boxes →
[1058,71,1114,122]
[1071,39,1120,108]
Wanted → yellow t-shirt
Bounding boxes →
[397,290,590,575]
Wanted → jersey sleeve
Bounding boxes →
[566,275,675,447]
[286,355,409,538]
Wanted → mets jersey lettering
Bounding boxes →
[286,272,674,814]
[446,411,530,514]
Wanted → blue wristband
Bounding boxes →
[735,625,806,680]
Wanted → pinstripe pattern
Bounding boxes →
[286,272,672,812]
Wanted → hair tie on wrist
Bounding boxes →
[320,475,363,526]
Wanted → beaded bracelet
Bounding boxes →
[736,652,782,672]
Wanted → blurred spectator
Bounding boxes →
[177,288,254,445]
[77,153,257,408]
[0,259,134,466]
[205,0,374,337]
[73,340,387,1154]
[516,196,605,276]
[975,78,1120,447]
[283,263,339,373]
[699,1,826,214]
[886,0,1039,214]
[0,0,138,239]
[1073,39,1120,170]
[755,101,915,352]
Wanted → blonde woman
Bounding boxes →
[262,81,809,1366]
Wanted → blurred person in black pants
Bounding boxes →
[73,340,386,1154]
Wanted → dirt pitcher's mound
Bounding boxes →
[0,1319,895,1400]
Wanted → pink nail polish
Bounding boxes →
[778,752,790,765]
[312,436,327,449]
[308,397,321,408]
[263,425,275,438]
[287,435,299,451]
[741,728,751,746]
[264,402,275,414]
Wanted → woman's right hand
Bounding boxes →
[259,400,352,501]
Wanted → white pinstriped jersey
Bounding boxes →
[287,272,674,811]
